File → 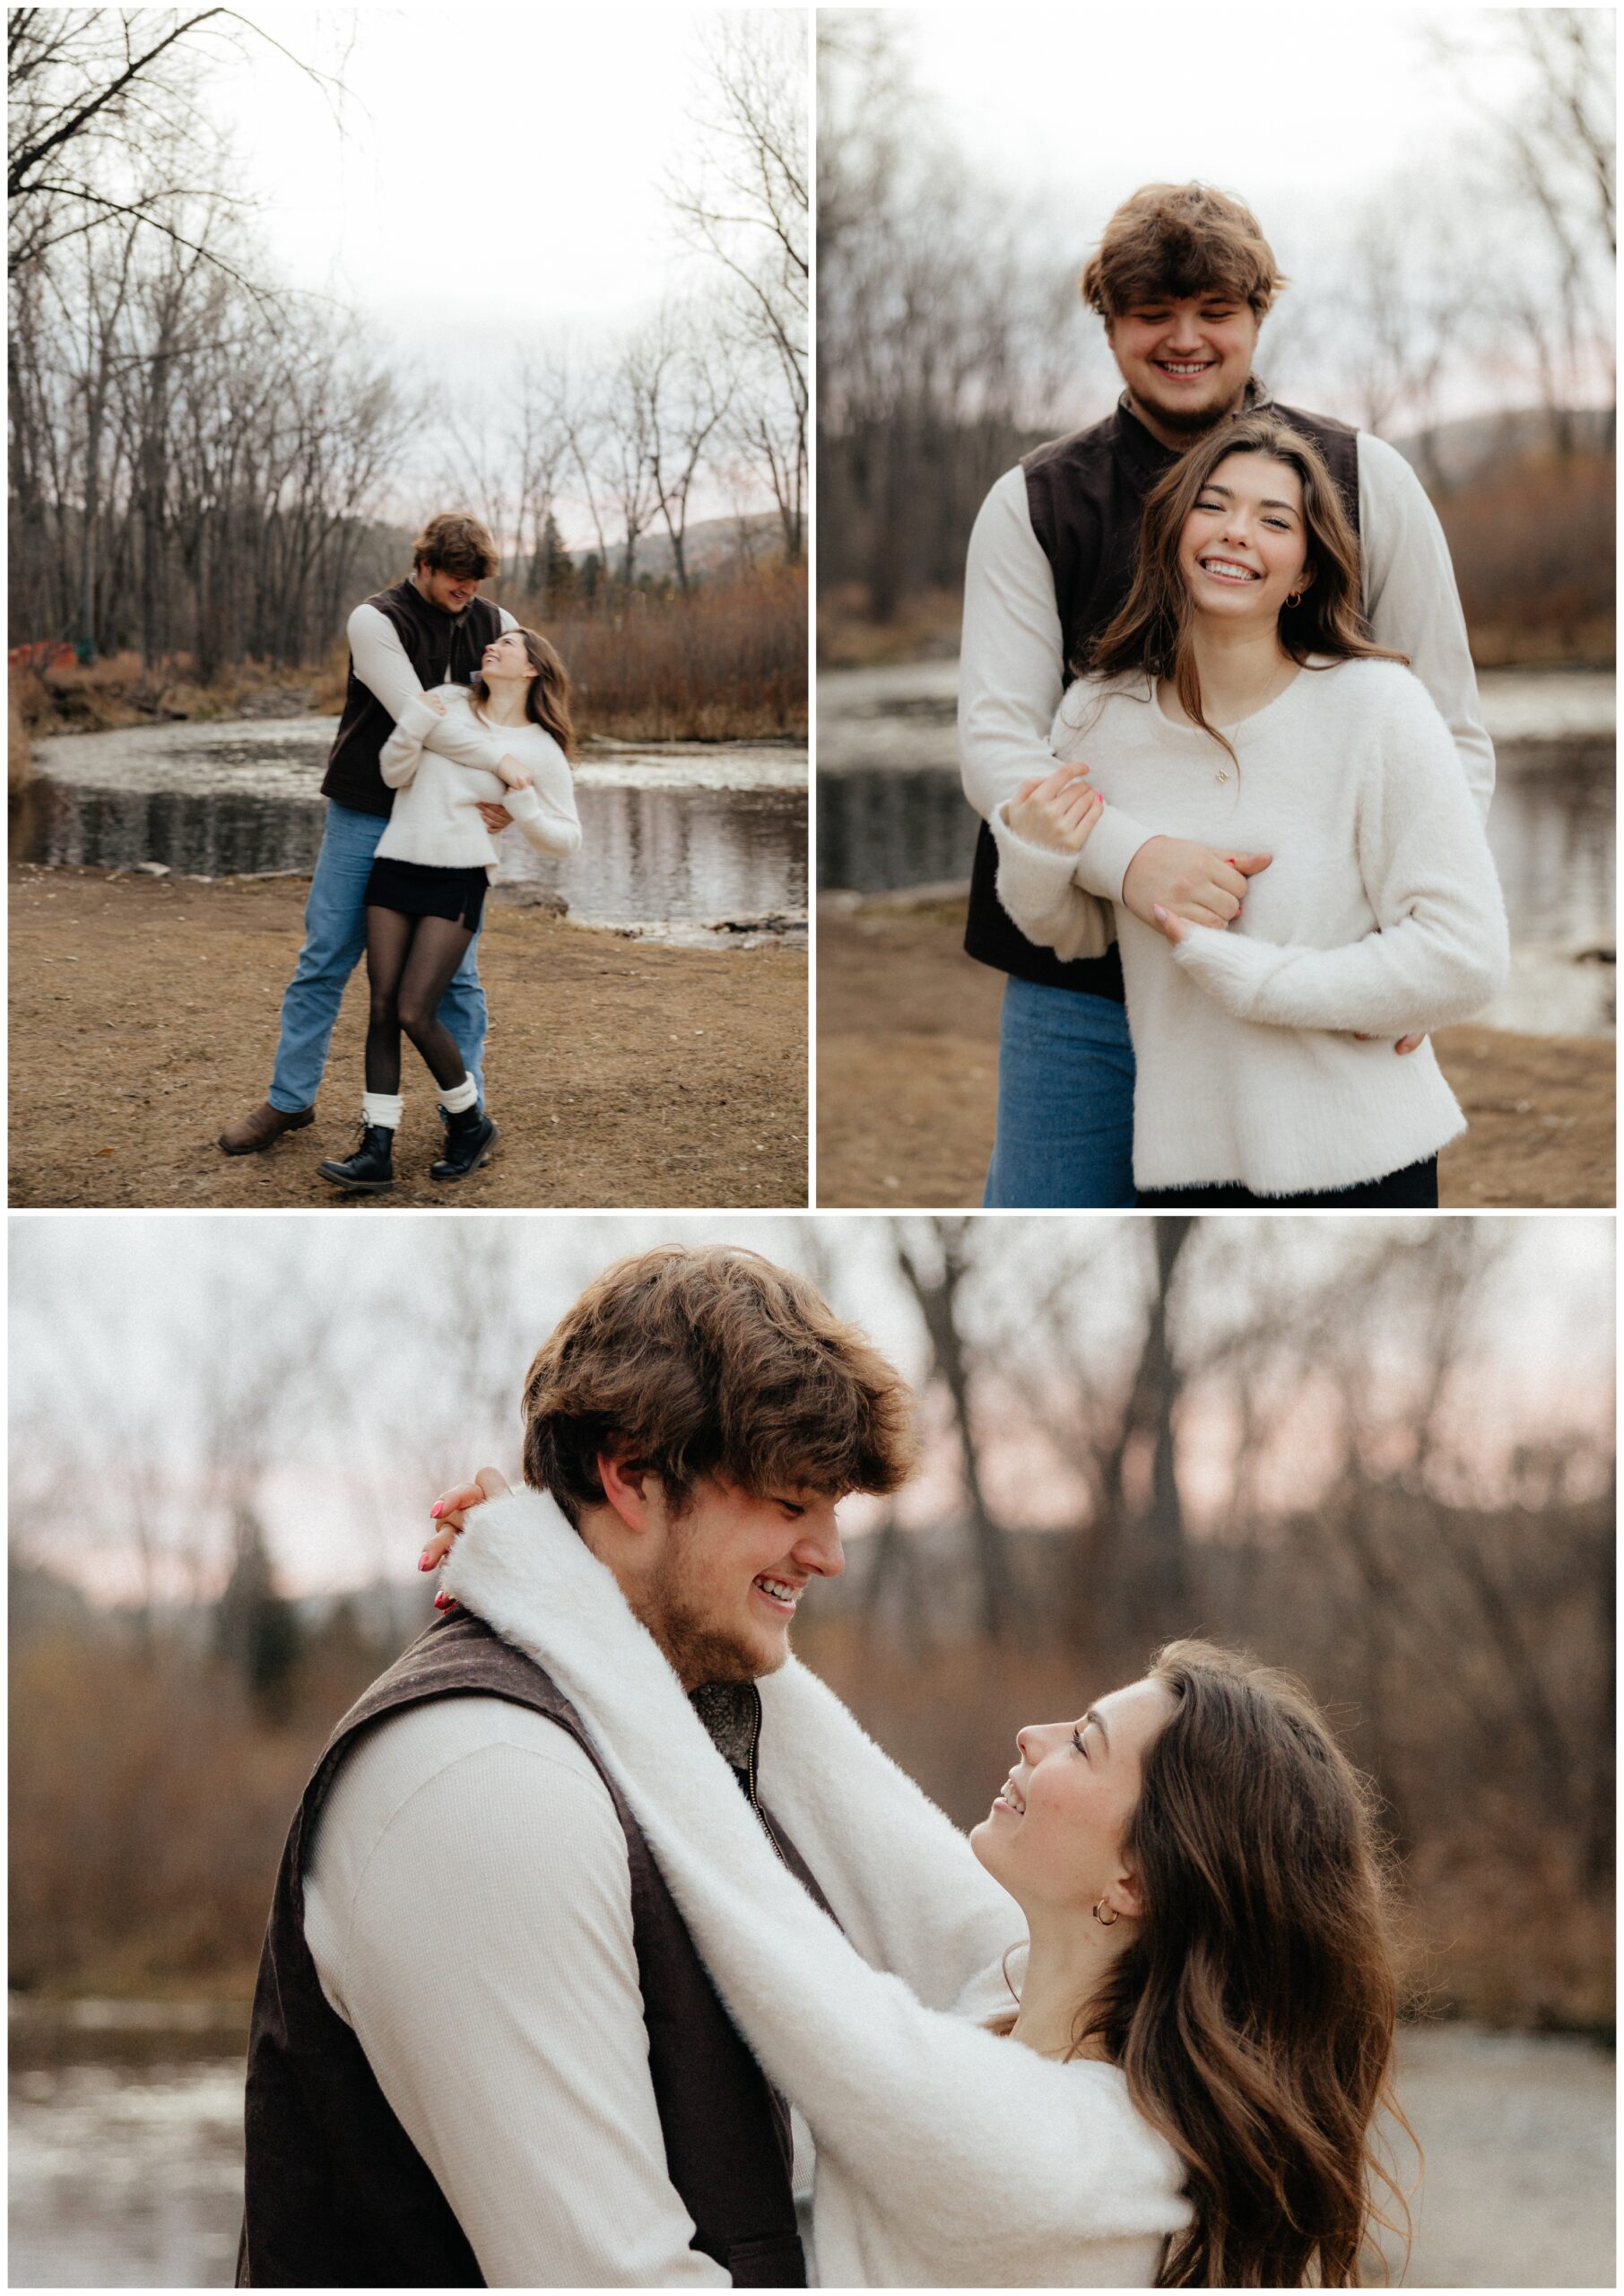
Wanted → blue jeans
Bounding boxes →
[268,802,487,1111]
[983,979,1137,1208]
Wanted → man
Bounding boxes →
[218,512,518,1156]
[238,1245,916,2287]
[959,181,1493,1206]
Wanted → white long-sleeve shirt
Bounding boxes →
[990,657,1509,1195]
[304,1695,733,2288]
[374,686,582,873]
[346,597,518,761]
[959,428,1494,957]
[440,1492,1194,2291]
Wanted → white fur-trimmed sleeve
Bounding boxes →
[1171,671,1508,1032]
[988,803,1113,961]
[442,1494,1189,2283]
[755,1659,1024,2012]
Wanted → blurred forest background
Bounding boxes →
[9,8,807,752]
[818,8,1613,667]
[10,1211,1613,2032]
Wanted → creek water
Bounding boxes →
[818,664,1616,1037]
[8,2000,1611,2287]
[16,720,808,948]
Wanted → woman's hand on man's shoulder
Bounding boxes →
[420,1466,511,1607]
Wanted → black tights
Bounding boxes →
[364,905,475,1095]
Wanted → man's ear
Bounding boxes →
[597,1451,656,1533]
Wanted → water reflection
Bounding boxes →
[17,720,807,936]
[9,2005,248,2289]
[818,748,1615,1036]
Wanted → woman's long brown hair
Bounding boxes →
[470,625,575,760]
[1078,1641,1416,2287]
[1089,413,1409,768]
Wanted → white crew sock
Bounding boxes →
[439,1075,479,1117]
[361,1091,404,1130]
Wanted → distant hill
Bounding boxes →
[1391,404,1614,487]
[348,510,788,597]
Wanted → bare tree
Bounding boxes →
[668,11,807,557]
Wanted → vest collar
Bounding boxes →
[1113,374,1274,472]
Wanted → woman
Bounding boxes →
[988,414,1508,1206]
[318,628,583,1194]
[421,1479,1412,2287]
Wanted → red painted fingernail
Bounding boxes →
[434,1592,453,1612]
[430,1501,444,1519]
[418,1549,434,1571]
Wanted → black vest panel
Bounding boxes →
[320,581,505,817]
[238,1606,822,2287]
[963,396,1362,998]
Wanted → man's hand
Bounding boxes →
[421,1466,510,1605]
[1006,761,1102,853]
[475,801,514,832]
[1124,838,1272,935]
[419,693,447,717]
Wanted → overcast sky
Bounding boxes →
[197,5,804,535]
[11,1213,1615,1603]
[213,7,722,351]
[899,4,1531,222]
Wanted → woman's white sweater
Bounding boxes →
[990,657,1509,1196]
[441,1492,1191,2290]
[374,686,582,874]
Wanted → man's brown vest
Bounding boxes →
[962,391,1362,1000]
[320,579,505,818]
[238,1607,826,2287]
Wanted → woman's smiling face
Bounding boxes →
[481,631,534,681]
[969,1675,1177,1919]
[1177,450,1313,628]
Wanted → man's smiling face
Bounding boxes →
[1106,292,1260,438]
[628,1474,846,1689]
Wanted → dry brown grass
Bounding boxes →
[14,566,809,744]
[817,582,963,669]
[525,564,808,741]
[9,682,32,789]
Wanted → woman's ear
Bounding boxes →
[1112,1860,1150,1923]
[1297,559,1317,594]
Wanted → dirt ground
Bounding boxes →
[10,867,807,1208]
[817,898,1614,1210]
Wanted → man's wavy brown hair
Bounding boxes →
[412,510,499,581]
[1082,182,1286,319]
[520,1246,917,1519]
[1087,1641,1415,2287]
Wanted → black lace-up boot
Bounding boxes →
[430,1107,498,1182]
[317,1124,396,1194]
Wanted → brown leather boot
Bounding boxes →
[217,1100,315,1155]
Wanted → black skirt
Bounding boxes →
[364,856,488,931]
[1136,1155,1440,1211]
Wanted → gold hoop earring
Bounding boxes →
[1286,590,1303,608]
[1092,1896,1121,1927]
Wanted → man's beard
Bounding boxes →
[1133,384,1239,436]
[648,1589,776,1687]
[637,1517,786,1686]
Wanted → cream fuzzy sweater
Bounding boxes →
[990,657,1508,1196]
[442,1492,1193,2290]
[374,686,582,874]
